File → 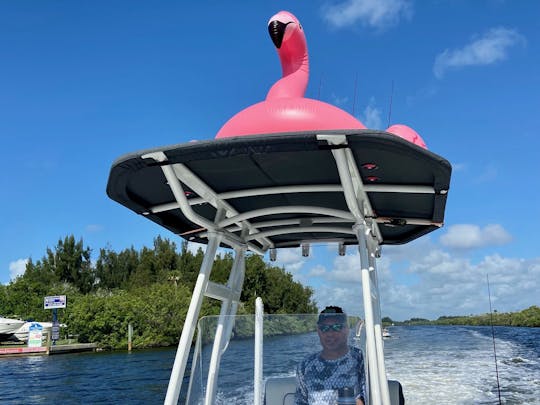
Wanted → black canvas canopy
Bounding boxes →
[106,130,451,252]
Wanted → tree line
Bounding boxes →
[382,305,540,327]
[0,235,318,349]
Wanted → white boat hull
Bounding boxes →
[13,321,53,342]
[0,317,25,335]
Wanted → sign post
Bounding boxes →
[44,295,66,346]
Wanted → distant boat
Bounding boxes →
[383,328,392,339]
[0,317,25,339]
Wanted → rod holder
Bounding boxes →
[269,248,277,262]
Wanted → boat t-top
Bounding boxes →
[107,10,451,405]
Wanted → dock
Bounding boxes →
[0,346,48,356]
[49,343,97,354]
[0,342,97,357]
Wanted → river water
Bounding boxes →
[0,326,538,404]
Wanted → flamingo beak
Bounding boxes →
[268,20,289,49]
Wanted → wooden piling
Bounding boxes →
[128,323,133,352]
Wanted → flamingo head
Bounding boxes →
[268,11,307,75]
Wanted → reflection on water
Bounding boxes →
[0,349,174,404]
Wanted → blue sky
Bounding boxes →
[1,1,539,320]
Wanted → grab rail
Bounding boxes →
[254,297,264,405]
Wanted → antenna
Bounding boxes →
[318,75,323,100]
[352,73,358,117]
[387,80,394,128]
[487,274,502,404]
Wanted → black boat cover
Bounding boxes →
[107,130,451,250]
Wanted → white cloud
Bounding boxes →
[308,265,327,277]
[361,98,383,129]
[9,258,28,280]
[331,93,349,106]
[451,162,467,172]
[384,251,536,320]
[86,224,103,232]
[307,251,387,314]
[299,233,536,321]
[434,27,525,78]
[440,224,512,249]
[450,162,496,182]
[314,284,361,314]
[405,84,439,106]
[274,248,306,272]
[473,164,498,183]
[323,0,412,30]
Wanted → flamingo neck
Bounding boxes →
[266,36,309,100]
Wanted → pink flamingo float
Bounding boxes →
[216,11,427,149]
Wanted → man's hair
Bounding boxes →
[318,306,347,324]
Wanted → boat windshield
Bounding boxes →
[183,313,365,404]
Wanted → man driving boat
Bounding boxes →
[295,306,366,405]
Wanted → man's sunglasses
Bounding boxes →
[318,323,345,333]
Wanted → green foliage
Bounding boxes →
[66,284,198,349]
[240,255,317,314]
[197,314,318,345]
[1,235,318,349]
[263,314,317,336]
[381,316,393,326]
[46,236,94,293]
[394,306,540,327]
[94,246,136,290]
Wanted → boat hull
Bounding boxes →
[0,318,25,337]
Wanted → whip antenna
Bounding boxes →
[487,274,502,404]
[318,75,323,100]
[352,73,358,117]
[387,80,394,128]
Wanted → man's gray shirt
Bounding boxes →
[295,346,365,404]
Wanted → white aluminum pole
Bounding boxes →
[150,184,434,213]
[204,297,232,403]
[221,247,246,353]
[321,135,386,403]
[185,323,203,404]
[165,232,222,405]
[143,152,217,233]
[218,205,354,228]
[254,297,264,405]
[369,254,391,405]
[205,246,246,404]
[332,148,363,219]
[171,163,274,250]
[355,223,382,405]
